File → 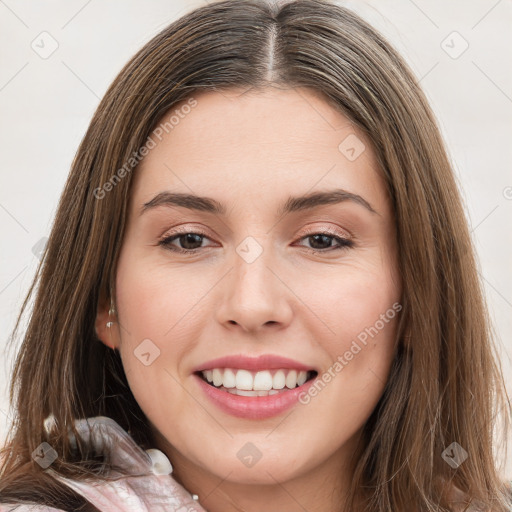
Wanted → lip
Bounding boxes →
[192,354,316,373]
[194,372,317,419]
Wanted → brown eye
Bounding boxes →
[296,232,354,252]
[159,231,213,253]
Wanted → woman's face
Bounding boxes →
[97,86,401,494]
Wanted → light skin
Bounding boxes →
[96,86,402,512]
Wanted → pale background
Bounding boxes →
[0,0,510,478]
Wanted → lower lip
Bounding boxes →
[194,373,316,419]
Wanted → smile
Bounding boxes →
[198,368,316,396]
[193,354,319,419]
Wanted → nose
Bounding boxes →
[215,242,293,334]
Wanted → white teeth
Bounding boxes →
[201,367,314,392]
[297,371,307,386]
[285,370,297,389]
[236,389,259,397]
[218,386,287,397]
[272,370,286,389]
[235,369,253,390]
[253,370,273,391]
[212,368,223,387]
[223,368,236,388]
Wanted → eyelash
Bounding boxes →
[158,227,355,254]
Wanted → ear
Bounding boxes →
[95,292,120,350]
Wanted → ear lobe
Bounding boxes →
[95,294,118,350]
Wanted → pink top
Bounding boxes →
[0,416,208,512]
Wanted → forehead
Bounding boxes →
[130,86,387,215]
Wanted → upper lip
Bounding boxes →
[193,354,317,373]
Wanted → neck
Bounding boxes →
[151,428,365,512]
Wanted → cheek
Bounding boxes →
[300,295,398,444]
[301,258,399,352]
[297,252,400,408]
[119,355,193,431]
[114,245,210,350]
[114,271,194,421]
[114,246,217,418]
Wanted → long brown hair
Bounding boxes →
[1,0,510,510]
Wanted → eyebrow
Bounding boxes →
[140,189,379,217]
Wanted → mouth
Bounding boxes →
[195,368,318,397]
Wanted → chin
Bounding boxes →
[206,454,310,485]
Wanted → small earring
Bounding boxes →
[107,295,116,328]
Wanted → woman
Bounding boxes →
[0,0,510,511]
